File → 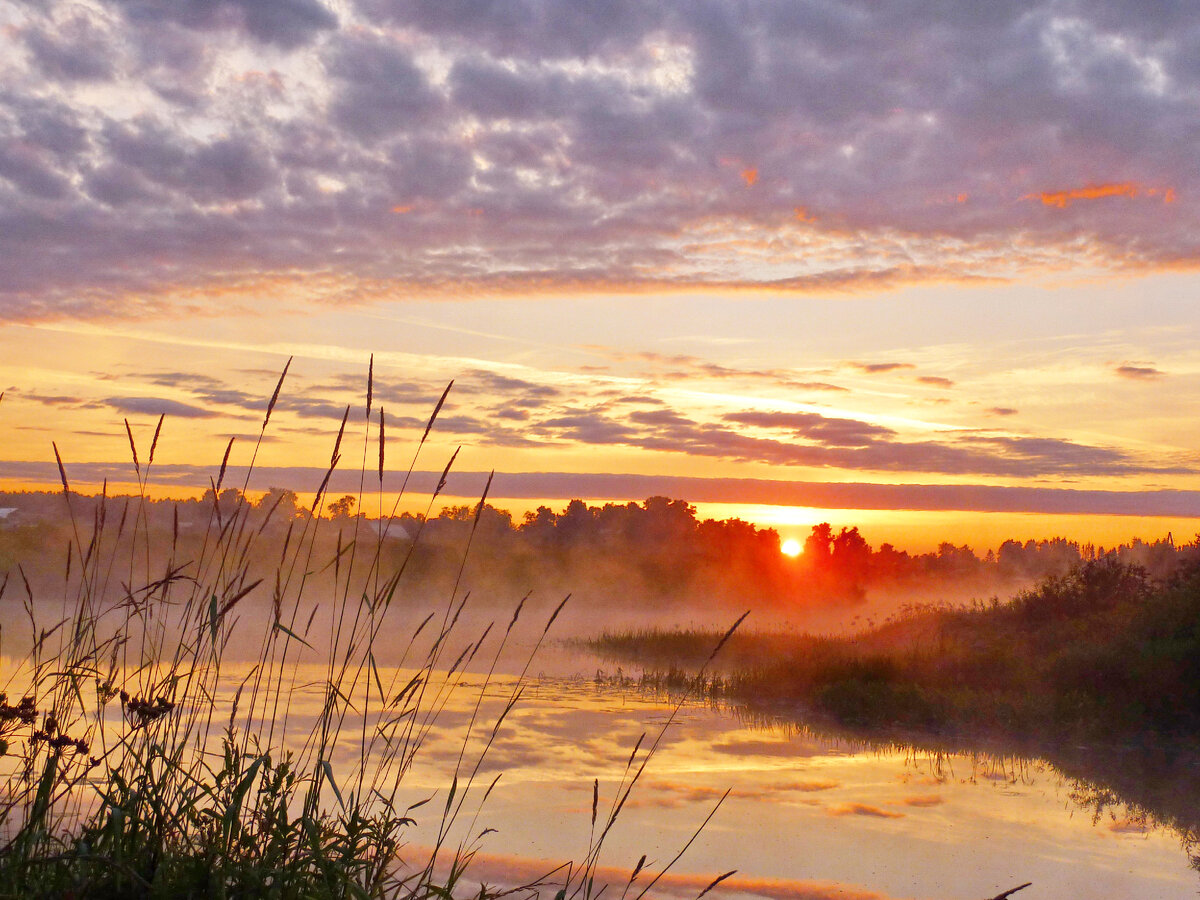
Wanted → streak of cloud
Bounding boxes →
[5,467,1200,517]
[850,363,915,374]
[105,396,218,419]
[1114,364,1165,380]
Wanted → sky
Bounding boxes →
[1,0,1199,551]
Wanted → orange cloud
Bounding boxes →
[741,168,758,187]
[1025,182,1176,208]
[391,204,414,214]
[924,192,970,207]
[793,206,816,223]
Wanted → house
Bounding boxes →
[364,518,415,542]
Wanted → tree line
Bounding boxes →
[0,489,1190,609]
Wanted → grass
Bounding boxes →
[589,556,1200,740]
[0,361,737,900]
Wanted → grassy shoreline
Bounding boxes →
[585,556,1200,868]
[588,557,1200,742]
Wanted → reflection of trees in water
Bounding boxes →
[646,687,1200,879]
[1060,742,1200,874]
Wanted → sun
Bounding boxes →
[780,538,802,557]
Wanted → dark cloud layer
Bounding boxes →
[526,402,1182,478]
[1,0,1198,316]
[4,463,1199,519]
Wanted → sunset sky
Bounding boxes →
[2,0,1199,550]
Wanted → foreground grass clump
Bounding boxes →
[0,362,507,899]
[0,361,732,900]
[591,556,1200,741]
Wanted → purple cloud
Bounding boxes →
[1115,364,1165,380]
[0,0,1197,316]
[5,463,1200,518]
[105,396,218,418]
[850,362,915,374]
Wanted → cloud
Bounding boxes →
[458,369,562,400]
[19,392,104,410]
[721,410,896,448]
[101,119,277,203]
[21,14,118,83]
[494,406,531,421]
[4,464,1200,518]
[1114,364,1165,380]
[104,396,218,418]
[589,350,844,396]
[2,0,1200,314]
[986,407,1019,416]
[849,363,915,374]
[536,413,639,445]
[1025,182,1173,208]
[111,0,337,49]
[613,394,667,406]
[529,403,1182,477]
[326,31,444,141]
[786,382,850,393]
[915,376,955,388]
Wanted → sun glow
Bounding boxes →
[780,538,802,557]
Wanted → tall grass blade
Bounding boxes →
[263,356,291,430]
[697,870,738,899]
[422,381,454,445]
[124,419,140,475]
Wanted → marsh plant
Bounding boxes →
[0,360,736,900]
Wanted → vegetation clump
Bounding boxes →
[0,362,729,900]
[592,554,1200,742]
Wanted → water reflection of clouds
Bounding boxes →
[637,779,844,812]
[901,795,945,808]
[65,660,1192,900]
[826,802,906,819]
[420,847,906,900]
[710,737,833,759]
[1106,818,1151,836]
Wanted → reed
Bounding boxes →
[0,361,734,900]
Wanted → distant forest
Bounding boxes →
[0,488,1191,612]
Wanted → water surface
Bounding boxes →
[366,665,1198,900]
